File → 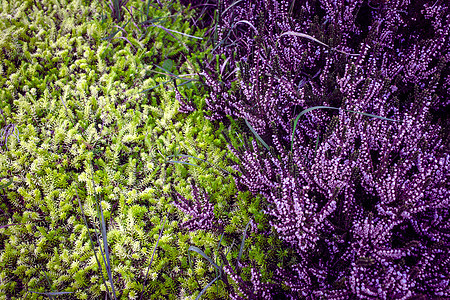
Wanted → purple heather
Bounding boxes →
[177,0,450,298]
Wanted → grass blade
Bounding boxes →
[219,57,231,77]
[216,239,235,271]
[344,109,400,121]
[145,0,151,18]
[136,79,172,94]
[165,154,231,175]
[278,31,359,56]
[237,221,250,266]
[290,106,400,152]
[106,36,137,51]
[195,275,221,300]
[149,23,190,50]
[221,0,243,16]
[139,217,166,300]
[234,20,257,34]
[165,78,198,91]
[75,188,114,300]
[212,0,220,46]
[28,292,74,296]
[0,123,20,151]
[278,31,328,48]
[101,20,131,41]
[188,246,222,275]
[166,160,199,167]
[171,78,197,86]
[85,181,115,300]
[139,14,182,27]
[157,27,203,39]
[144,69,177,77]
[152,64,192,82]
[216,232,224,266]
[0,177,13,189]
[41,270,54,299]
[244,118,270,151]
[141,14,203,39]
[188,245,223,299]
[97,198,117,300]
[289,0,296,15]
[209,25,234,55]
[215,232,225,294]
[0,223,22,230]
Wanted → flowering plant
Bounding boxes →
[177,0,450,298]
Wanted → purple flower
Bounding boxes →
[171,180,224,233]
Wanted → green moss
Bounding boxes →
[0,0,295,299]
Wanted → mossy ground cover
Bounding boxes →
[0,0,294,299]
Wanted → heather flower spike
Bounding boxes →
[186,0,449,297]
[290,106,400,152]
